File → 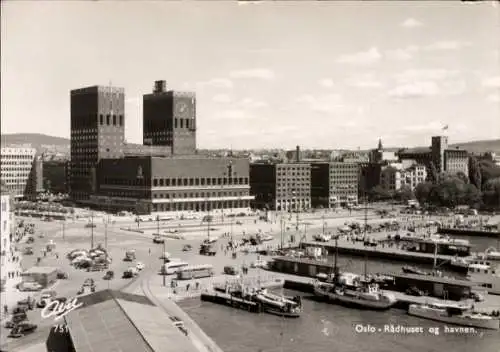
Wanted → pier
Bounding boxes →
[299,240,461,267]
[438,227,500,238]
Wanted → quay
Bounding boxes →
[438,227,500,238]
[299,240,462,267]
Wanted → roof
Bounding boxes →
[64,290,199,352]
[388,272,477,287]
[23,266,59,275]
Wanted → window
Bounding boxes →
[100,115,104,125]
[106,115,110,125]
[119,115,123,126]
[159,179,164,186]
[172,179,177,186]
[113,115,116,125]
[180,119,184,128]
[174,119,178,128]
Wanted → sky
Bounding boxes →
[1,1,499,150]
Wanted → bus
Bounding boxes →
[161,261,189,275]
[177,264,214,280]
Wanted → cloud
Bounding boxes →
[389,81,440,98]
[229,68,275,80]
[402,121,445,132]
[337,47,382,65]
[346,73,384,88]
[487,93,500,103]
[401,18,423,28]
[214,110,250,120]
[483,76,500,88]
[212,94,231,103]
[296,94,348,114]
[386,46,419,61]
[395,69,458,82]
[238,97,267,109]
[319,78,335,88]
[425,41,471,51]
[197,78,233,89]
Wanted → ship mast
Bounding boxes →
[363,193,368,280]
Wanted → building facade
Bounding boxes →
[0,147,42,199]
[328,162,359,207]
[380,163,427,191]
[445,148,469,177]
[143,80,196,155]
[43,160,70,194]
[70,85,125,202]
[92,156,253,214]
[250,162,311,211]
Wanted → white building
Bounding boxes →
[1,147,42,199]
[380,162,427,191]
[1,187,12,293]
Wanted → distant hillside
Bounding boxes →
[450,139,500,154]
[1,133,70,153]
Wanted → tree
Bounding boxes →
[395,185,414,203]
[483,177,500,208]
[479,160,500,188]
[414,182,433,205]
[469,156,482,190]
[429,162,439,183]
[369,185,393,201]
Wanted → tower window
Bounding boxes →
[100,115,104,125]
[113,115,116,125]
[119,115,123,126]
[174,119,178,128]
[180,119,184,128]
[106,115,110,125]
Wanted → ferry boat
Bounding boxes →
[408,303,500,330]
[313,280,397,310]
[253,289,302,318]
[466,261,500,295]
[402,266,428,275]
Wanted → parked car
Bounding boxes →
[224,265,239,275]
[406,286,426,296]
[83,278,95,287]
[182,244,192,252]
[84,223,96,228]
[57,271,69,279]
[470,292,485,302]
[8,323,37,338]
[4,313,27,328]
[153,236,164,244]
[103,270,114,280]
[23,247,34,255]
[136,262,145,271]
[17,282,42,292]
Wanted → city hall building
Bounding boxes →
[70,80,253,214]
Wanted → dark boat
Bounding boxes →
[253,289,302,318]
[402,266,427,275]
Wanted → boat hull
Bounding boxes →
[408,305,500,330]
[201,292,262,313]
[313,287,395,310]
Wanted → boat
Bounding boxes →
[408,303,500,330]
[402,266,428,275]
[313,196,397,310]
[466,262,500,295]
[481,247,500,261]
[253,289,302,318]
[450,256,470,272]
[313,280,397,310]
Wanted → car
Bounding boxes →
[57,271,69,279]
[83,278,95,287]
[136,262,145,271]
[182,244,192,252]
[84,223,96,228]
[406,286,426,296]
[18,282,42,292]
[251,260,268,269]
[4,313,27,328]
[153,236,165,244]
[470,292,485,302]
[103,270,114,280]
[8,323,37,338]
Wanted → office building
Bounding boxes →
[43,160,70,194]
[0,147,43,199]
[399,135,469,181]
[70,85,125,202]
[380,163,427,191]
[143,80,196,155]
[70,80,254,214]
[250,162,311,211]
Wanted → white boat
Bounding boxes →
[408,303,499,330]
[450,256,470,271]
[254,289,302,317]
[466,262,500,295]
[313,280,397,310]
[482,247,500,261]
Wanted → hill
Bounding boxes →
[450,139,500,154]
[1,133,70,153]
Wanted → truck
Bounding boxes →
[199,242,217,256]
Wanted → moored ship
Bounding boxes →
[313,280,397,310]
[253,289,302,318]
[408,303,500,330]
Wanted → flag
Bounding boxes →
[442,125,449,131]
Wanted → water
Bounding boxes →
[180,290,500,352]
